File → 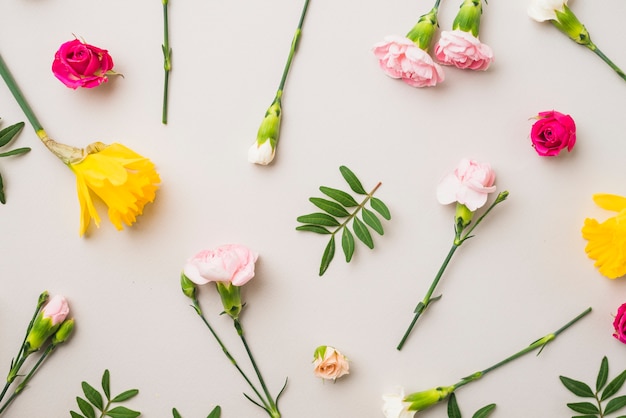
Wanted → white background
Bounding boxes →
[1,0,626,417]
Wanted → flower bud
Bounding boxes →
[52,318,75,345]
[180,273,197,299]
[452,0,483,37]
[404,385,454,412]
[26,295,70,352]
[215,282,243,319]
[248,99,281,166]
[553,6,590,46]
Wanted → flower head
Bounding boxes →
[436,158,496,212]
[26,295,70,352]
[68,141,160,236]
[582,194,626,279]
[530,110,576,156]
[52,38,116,89]
[434,0,493,70]
[613,303,626,344]
[248,99,281,165]
[382,388,415,418]
[404,385,455,412]
[527,0,568,22]
[313,345,349,381]
[183,244,259,286]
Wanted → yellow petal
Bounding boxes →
[593,194,626,212]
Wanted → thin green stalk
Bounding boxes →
[191,298,271,413]
[453,307,592,390]
[588,43,626,82]
[161,0,172,124]
[276,0,310,92]
[0,54,44,133]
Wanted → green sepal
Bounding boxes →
[452,0,483,37]
[353,217,374,249]
[296,212,340,227]
[296,224,331,234]
[553,5,590,46]
[0,121,24,148]
[309,197,350,217]
[320,186,358,207]
[215,282,242,320]
[339,166,366,194]
[319,236,335,276]
[341,227,355,262]
[406,7,439,51]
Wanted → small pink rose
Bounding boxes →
[436,158,496,211]
[613,303,626,344]
[42,295,70,325]
[372,36,445,87]
[313,346,349,381]
[52,39,115,89]
[183,244,258,286]
[434,30,494,71]
[530,110,576,156]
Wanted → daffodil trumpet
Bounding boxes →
[0,53,160,236]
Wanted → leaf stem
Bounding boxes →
[0,54,44,133]
[276,0,309,92]
[331,181,382,239]
[161,0,172,124]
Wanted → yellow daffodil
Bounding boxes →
[70,141,160,236]
[582,194,626,279]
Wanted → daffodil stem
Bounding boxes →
[276,0,309,92]
[0,53,44,133]
[161,0,172,124]
[588,43,626,82]
[191,298,271,413]
[453,307,592,391]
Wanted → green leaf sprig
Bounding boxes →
[447,393,496,418]
[172,405,221,418]
[0,120,30,204]
[560,356,626,417]
[70,369,140,418]
[296,165,391,276]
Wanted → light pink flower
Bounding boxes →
[530,110,576,156]
[183,244,258,286]
[313,346,349,381]
[42,295,70,325]
[613,303,626,344]
[434,30,494,71]
[52,39,115,89]
[372,36,444,87]
[436,158,496,211]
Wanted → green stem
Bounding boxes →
[234,319,280,417]
[588,43,626,82]
[458,191,509,244]
[453,307,592,390]
[0,54,44,133]
[276,0,309,92]
[331,182,382,239]
[191,298,271,413]
[161,0,172,124]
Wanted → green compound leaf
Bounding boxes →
[362,207,384,235]
[472,404,496,418]
[566,402,600,414]
[296,224,331,234]
[339,165,366,194]
[309,197,350,217]
[341,227,355,262]
[106,406,141,418]
[370,197,391,220]
[353,217,374,249]
[77,397,96,418]
[602,369,626,401]
[82,382,104,411]
[207,406,221,418]
[111,389,139,403]
[320,186,358,207]
[102,370,111,401]
[319,236,335,276]
[296,213,340,227]
[605,395,626,414]
[597,356,609,392]
[446,393,461,418]
[0,121,24,148]
[560,376,595,398]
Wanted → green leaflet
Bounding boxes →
[207,405,222,418]
[0,120,30,204]
[447,393,496,418]
[70,370,140,418]
[296,166,391,276]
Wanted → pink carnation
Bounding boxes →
[372,36,444,87]
[183,244,258,287]
[436,158,496,211]
[434,30,494,71]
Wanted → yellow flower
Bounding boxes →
[582,194,626,279]
[70,142,160,236]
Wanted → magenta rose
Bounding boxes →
[434,30,494,71]
[613,303,626,344]
[52,39,115,89]
[530,110,576,156]
[372,36,445,88]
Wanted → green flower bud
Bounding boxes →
[180,273,197,300]
[452,0,483,37]
[406,7,439,51]
[52,318,75,345]
[553,5,590,46]
[215,282,242,320]
[404,385,454,412]
[26,295,69,352]
[249,96,282,165]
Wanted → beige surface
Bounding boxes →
[2,0,626,417]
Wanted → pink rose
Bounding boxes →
[52,39,115,89]
[434,30,494,71]
[436,158,496,211]
[613,303,626,344]
[183,244,258,286]
[372,36,445,87]
[42,294,70,325]
[530,110,576,156]
[313,346,349,381]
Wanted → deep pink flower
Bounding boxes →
[372,36,444,88]
[434,30,494,71]
[183,244,258,286]
[530,110,576,156]
[613,303,626,344]
[436,158,496,211]
[52,39,115,89]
